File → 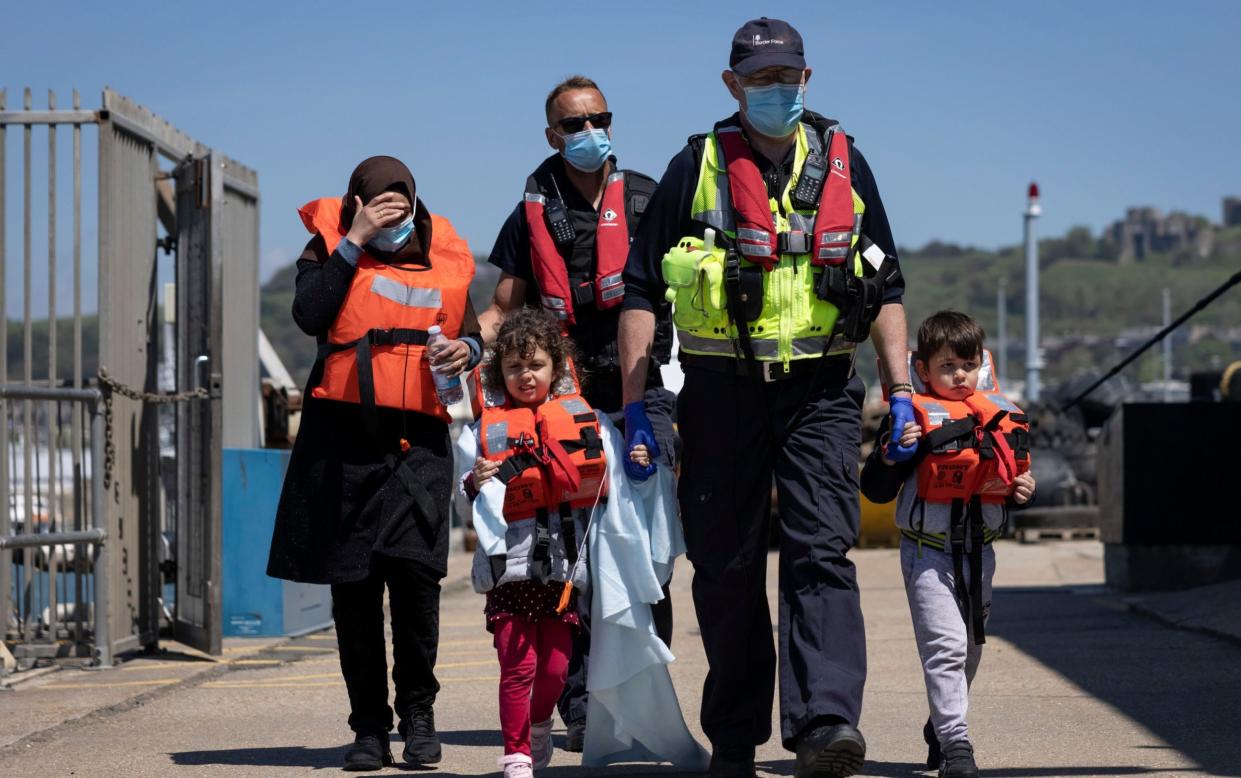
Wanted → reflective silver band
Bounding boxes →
[678,330,857,359]
[821,230,852,244]
[737,228,770,242]
[484,421,509,455]
[524,192,546,204]
[599,272,623,288]
[369,276,442,309]
[559,397,591,415]
[739,243,773,257]
[599,286,625,302]
[818,246,849,260]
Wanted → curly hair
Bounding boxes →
[484,309,575,395]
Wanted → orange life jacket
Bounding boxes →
[911,388,1031,505]
[477,369,608,522]
[298,197,477,425]
[523,170,629,324]
[716,123,855,271]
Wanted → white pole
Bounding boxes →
[1024,183,1042,402]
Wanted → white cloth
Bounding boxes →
[581,416,709,771]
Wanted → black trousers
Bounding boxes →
[676,357,867,752]
[331,554,442,734]
[557,384,678,726]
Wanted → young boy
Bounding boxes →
[861,310,1036,778]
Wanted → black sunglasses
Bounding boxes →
[555,112,613,133]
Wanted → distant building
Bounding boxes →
[1224,197,1241,228]
[1107,207,1214,264]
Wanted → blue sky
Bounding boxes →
[3,0,1240,299]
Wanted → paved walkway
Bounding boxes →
[3,541,1240,777]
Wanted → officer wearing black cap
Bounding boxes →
[616,17,918,778]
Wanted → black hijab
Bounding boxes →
[337,155,433,265]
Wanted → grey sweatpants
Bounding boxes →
[900,537,996,747]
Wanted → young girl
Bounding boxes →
[458,309,649,778]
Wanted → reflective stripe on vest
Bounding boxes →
[523,171,628,325]
[296,196,477,423]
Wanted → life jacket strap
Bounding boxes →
[530,508,552,584]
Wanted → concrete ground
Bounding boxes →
[3,540,1241,777]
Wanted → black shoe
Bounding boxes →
[563,718,586,753]
[924,718,942,770]
[399,707,442,766]
[708,749,757,778]
[793,723,867,778]
[343,731,393,772]
[939,740,979,778]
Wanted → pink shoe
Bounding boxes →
[530,718,554,769]
[498,753,533,778]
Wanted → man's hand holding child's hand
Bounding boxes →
[1011,471,1036,504]
[629,444,651,469]
[881,422,922,466]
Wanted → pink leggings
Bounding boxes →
[494,616,574,756]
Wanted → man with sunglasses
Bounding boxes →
[616,17,915,778]
[480,74,677,754]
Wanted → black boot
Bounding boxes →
[343,731,393,772]
[563,718,586,753]
[399,707,442,766]
[924,718,942,770]
[939,740,979,778]
[793,722,867,778]
[709,745,757,778]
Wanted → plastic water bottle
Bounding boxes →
[426,325,464,406]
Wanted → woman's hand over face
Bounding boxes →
[345,192,410,247]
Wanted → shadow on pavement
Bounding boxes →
[170,745,342,769]
[986,585,1241,777]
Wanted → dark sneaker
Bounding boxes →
[793,723,867,778]
[399,707,442,766]
[939,740,979,778]
[343,731,393,772]
[924,718,942,770]
[709,749,758,778]
[563,717,586,753]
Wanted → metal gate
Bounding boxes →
[0,88,259,671]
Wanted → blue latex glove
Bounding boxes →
[885,395,918,462]
[623,401,660,482]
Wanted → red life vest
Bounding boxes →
[911,388,1031,506]
[478,370,608,522]
[298,196,477,424]
[523,170,628,325]
[715,123,855,272]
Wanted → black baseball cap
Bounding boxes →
[729,18,805,75]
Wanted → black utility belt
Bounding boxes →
[680,352,850,383]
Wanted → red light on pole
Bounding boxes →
[1028,182,1040,201]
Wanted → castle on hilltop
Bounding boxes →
[1107,197,1241,264]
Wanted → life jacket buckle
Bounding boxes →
[776,230,811,255]
[762,361,792,382]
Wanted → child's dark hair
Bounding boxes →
[916,310,986,365]
[484,308,574,391]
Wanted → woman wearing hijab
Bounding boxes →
[267,156,482,771]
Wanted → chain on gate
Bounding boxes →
[96,366,209,492]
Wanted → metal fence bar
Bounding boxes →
[0,529,105,550]
[73,89,86,648]
[22,87,35,644]
[90,401,109,666]
[0,110,98,126]
[0,87,9,644]
[47,89,60,644]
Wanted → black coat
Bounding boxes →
[266,229,457,584]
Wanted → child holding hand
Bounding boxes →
[862,310,1035,778]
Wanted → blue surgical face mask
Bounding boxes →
[742,82,805,138]
[368,215,414,252]
[560,128,612,173]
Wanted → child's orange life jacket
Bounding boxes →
[477,365,608,523]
